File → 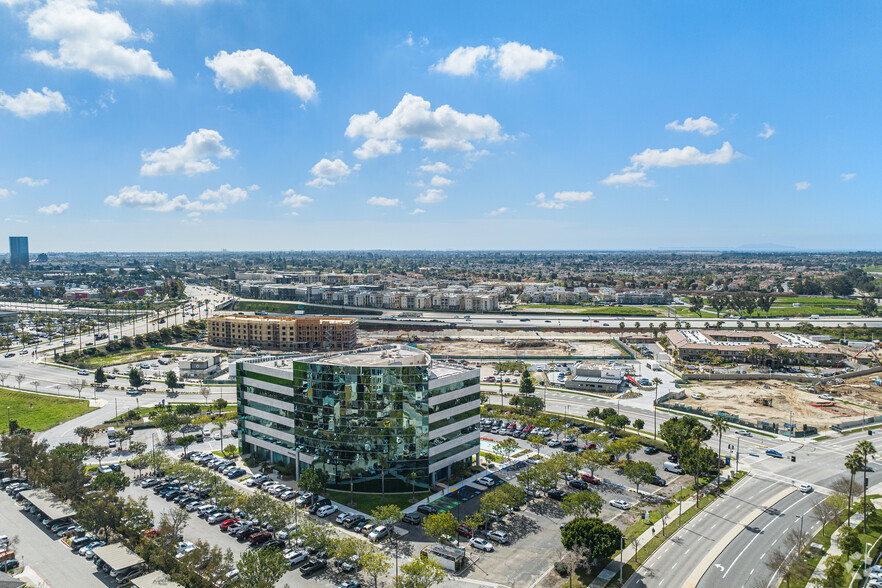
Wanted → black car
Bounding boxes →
[417,504,439,515]
[301,559,327,577]
[402,513,421,525]
[651,475,667,487]
[568,479,588,490]
[547,489,566,500]
[234,525,255,540]
[260,539,286,551]
[343,514,366,529]
[0,560,19,572]
[644,446,659,455]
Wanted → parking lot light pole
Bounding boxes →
[619,535,623,582]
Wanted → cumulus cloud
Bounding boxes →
[430,45,493,76]
[533,191,592,209]
[105,184,248,212]
[410,208,426,215]
[17,177,48,187]
[367,196,400,207]
[494,41,561,80]
[26,0,171,79]
[430,175,452,187]
[140,129,234,176]
[281,189,312,212]
[759,122,775,139]
[205,49,315,101]
[306,158,351,188]
[665,116,719,136]
[353,138,402,160]
[841,173,856,181]
[415,188,446,204]
[628,142,740,169]
[601,170,654,187]
[489,207,508,216]
[37,202,68,214]
[431,41,561,80]
[795,181,811,191]
[346,93,503,156]
[0,188,15,198]
[419,161,451,174]
[0,87,67,118]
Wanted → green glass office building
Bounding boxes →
[237,344,480,492]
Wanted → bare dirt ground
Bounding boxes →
[361,327,614,341]
[424,338,622,358]
[682,379,881,427]
[822,372,882,411]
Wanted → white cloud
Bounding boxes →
[366,196,400,207]
[306,158,351,188]
[281,189,312,210]
[430,175,452,187]
[419,161,450,174]
[665,116,719,136]
[430,45,493,76]
[198,184,248,204]
[533,191,592,209]
[205,49,315,101]
[0,0,33,5]
[493,41,561,80]
[758,122,775,139]
[415,188,446,204]
[353,138,402,160]
[104,184,246,212]
[17,176,48,187]
[410,208,426,215]
[627,141,740,169]
[0,188,15,198]
[601,170,654,187]
[37,202,68,215]
[346,93,503,154]
[26,0,171,80]
[431,41,561,80]
[0,87,67,118]
[841,173,856,181]
[795,181,811,191]
[489,207,508,216]
[140,129,234,176]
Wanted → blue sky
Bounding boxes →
[0,1,879,252]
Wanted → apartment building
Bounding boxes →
[207,315,358,351]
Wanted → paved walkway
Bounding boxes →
[809,513,865,584]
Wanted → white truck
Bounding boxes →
[647,360,661,371]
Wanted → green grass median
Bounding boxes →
[0,388,95,434]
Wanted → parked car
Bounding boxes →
[368,526,390,542]
[455,524,473,538]
[469,537,494,552]
[317,504,338,518]
[416,504,439,515]
[547,489,566,500]
[300,559,327,577]
[402,512,421,525]
[486,530,510,544]
[609,500,631,510]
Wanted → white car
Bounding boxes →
[799,484,813,493]
[609,500,631,511]
[469,537,494,552]
[284,549,308,565]
[819,394,835,401]
[735,430,752,437]
[77,369,89,376]
[317,504,338,517]
[486,530,510,544]
[475,476,495,487]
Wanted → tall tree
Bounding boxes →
[711,415,729,490]
[856,440,876,533]
[128,368,144,390]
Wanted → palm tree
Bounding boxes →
[845,451,863,526]
[377,455,389,506]
[711,416,729,490]
[343,464,359,507]
[856,441,877,533]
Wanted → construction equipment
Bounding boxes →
[754,397,773,407]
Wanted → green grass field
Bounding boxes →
[0,388,96,434]
[326,489,430,514]
[511,305,660,317]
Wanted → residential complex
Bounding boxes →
[8,236,28,269]
[664,329,845,365]
[615,289,673,305]
[236,344,480,491]
[207,315,358,351]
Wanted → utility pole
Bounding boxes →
[735,436,740,474]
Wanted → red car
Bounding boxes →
[581,474,601,484]
[456,524,473,538]
[219,519,238,531]
[143,528,160,537]
[250,532,272,546]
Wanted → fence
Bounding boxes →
[831,415,882,433]
[659,400,818,437]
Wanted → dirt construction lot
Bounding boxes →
[682,378,882,428]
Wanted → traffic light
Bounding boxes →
[790,455,796,462]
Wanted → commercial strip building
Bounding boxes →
[664,329,845,365]
[236,344,480,491]
[207,315,358,352]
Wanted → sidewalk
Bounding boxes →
[809,514,865,584]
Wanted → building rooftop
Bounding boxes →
[131,571,183,588]
[19,488,76,521]
[91,543,144,572]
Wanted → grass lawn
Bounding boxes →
[0,388,95,434]
[510,305,660,317]
[327,490,431,515]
